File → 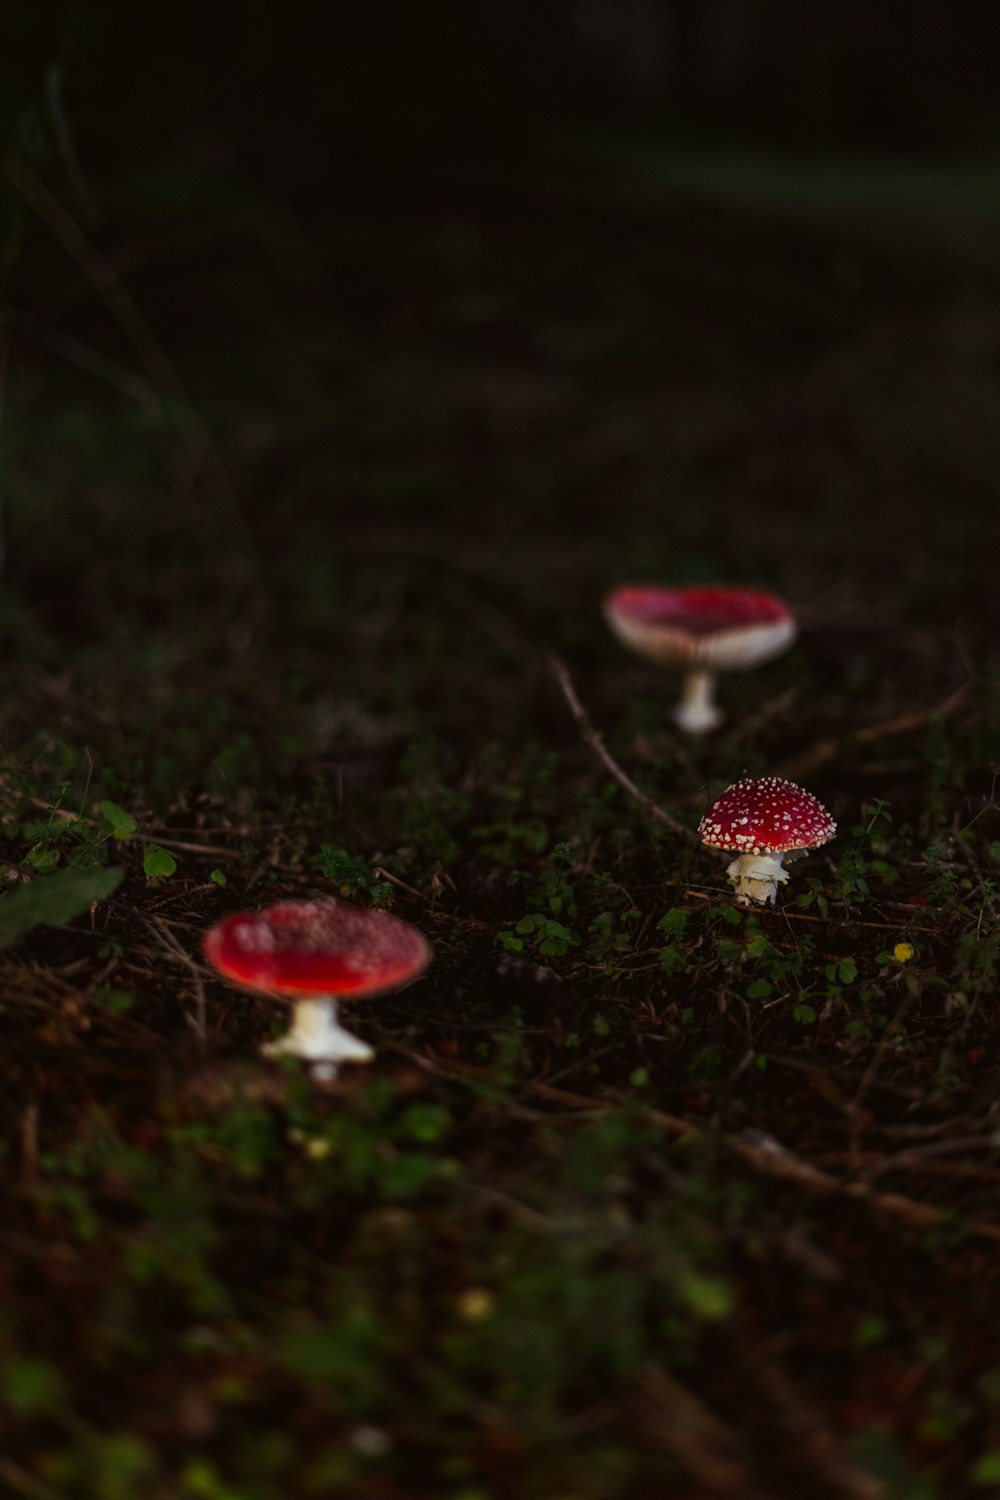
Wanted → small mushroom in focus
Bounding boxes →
[203,898,431,1082]
[603,584,796,734]
[698,775,836,907]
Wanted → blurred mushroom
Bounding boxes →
[698,775,836,906]
[203,898,431,1081]
[603,584,796,733]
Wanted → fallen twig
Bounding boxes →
[730,1126,1000,1244]
[546,652,699,844]
[410,1047,1000,1247]
[631,1365,754,1495]
[754,1360,886,1500]
[778,679,973,782]
[127,910,209,1050]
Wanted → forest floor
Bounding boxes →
[2,137,1000,1499]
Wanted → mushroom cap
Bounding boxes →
[604,584,796,671]
[698,776,836,855]
[204,898,431,1000]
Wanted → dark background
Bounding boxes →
[4,2,999,225]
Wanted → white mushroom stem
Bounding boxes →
[261,996,374,1080]
[725,852,791,907]
[673,670,723,734]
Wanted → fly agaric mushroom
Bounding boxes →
[698,775,836,907]
[203,898,431,1081]
[603,584,796,734]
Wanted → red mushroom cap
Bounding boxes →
[204,899,431,1000]
[698,776,836,855]
[604,584,795,669]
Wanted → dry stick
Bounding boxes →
[372,866,429,903]
[778,678,973,782]
[631,1365,755,1496]
[20,1098,39,1185]
[753,1361,887,1500]
[8,155,180,397]
[861,1131,1000,1185]
[133,912,209,1051]
[413,1048,1000,1247]
[725,1125,1000,1244]
[141,834,239,860]
[685,888,942,934]
[846,985,923,1163]
[0,305,154,402]
[0,1457,62,1500]
[546,653,699,845]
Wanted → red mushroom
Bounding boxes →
[603,584,796,734]
[698,775,836,906]
[204,898,431,1080]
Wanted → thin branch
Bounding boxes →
[862,1131,1000,1185]
[730,1125,1000,1244]
[0,305,154,402]
[847,985,923,1155]
[372,866,429,903]
[753,1361,887,1500]
[415,1047,1000,1247]
[128,910,209,1051]
[546,653,699,844]
[7,151,181,397]
[778,678,973,782]
[631,1366,753,1495]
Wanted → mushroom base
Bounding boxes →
[725,852,791,907]
[673,670,723,735]
[262,996,374,1075]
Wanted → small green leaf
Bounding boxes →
[0,867,124,951]
[972,1452,1000,1486]
[746,979,772,1000]
[793,1004,817,1025]
[854,1314,889,1346]
[143,845,177,879]
[838,957,859,984]
[0,1357,65,1415]
[209,869,227,887]
[100,800,137,840]
[26,845,60,872]
[714,939,743,962]
[397,1103,452,1143]
[657,908,687,941]
[677,1272,734,1321]
[92,987,135,1013]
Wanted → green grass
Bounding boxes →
[1,138,1000,1498]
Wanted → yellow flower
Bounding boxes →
[893,942,914,963]
[456,1287,494,1322]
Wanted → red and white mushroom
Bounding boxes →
[603,584,796,734]
[698,776,836,906]
[203,898,431,1080]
